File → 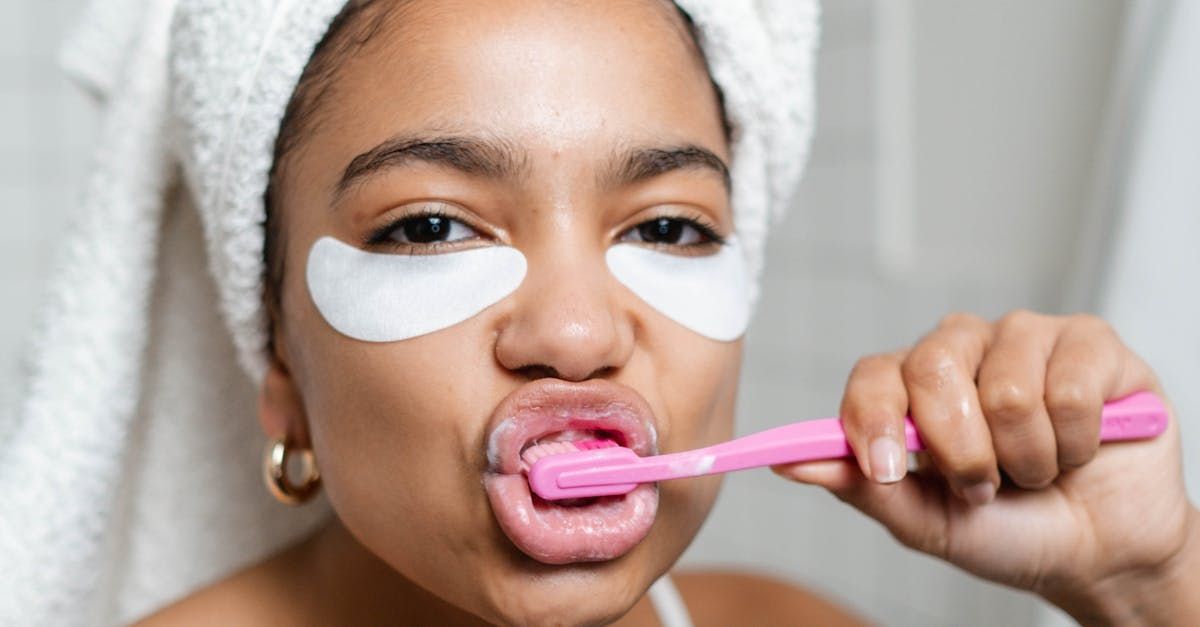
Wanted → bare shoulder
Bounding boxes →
[132,544,307,627]
[671,570,867,627]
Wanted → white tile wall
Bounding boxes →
[1,1,1127,624]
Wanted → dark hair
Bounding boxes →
[261,0,731,361]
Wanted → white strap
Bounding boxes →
[647,575,694,627]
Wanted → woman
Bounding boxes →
[5,0,1196,625]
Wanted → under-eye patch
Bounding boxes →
[305,236,527,342]
[605,238,751,341]
[307,236,749,344]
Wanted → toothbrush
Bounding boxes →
[524,390,1169,501]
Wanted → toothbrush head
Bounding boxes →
[521,439,641,501]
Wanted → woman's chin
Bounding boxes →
[479,557,652,627]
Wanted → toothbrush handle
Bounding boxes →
[555,391,1168,489]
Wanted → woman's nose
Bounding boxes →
[494,247,634,382]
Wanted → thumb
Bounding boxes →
[772,459,955,559]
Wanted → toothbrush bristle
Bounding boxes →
[519,438,618,473]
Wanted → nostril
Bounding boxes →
[513,364,615,382]
[587,366,616,380]
[515,364,559,380]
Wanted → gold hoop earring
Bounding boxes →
[263,437,321,505]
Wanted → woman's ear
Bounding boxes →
[258,359,312,448]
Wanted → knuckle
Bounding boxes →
[998,308,1040,329]
[980,381,1038,427]
[939,311,986,330]
[1066,313,1121,344]
[902,346,958,390]
[1045,382,1094,419]
[849,353,895,380]
[1067,312,1109,332]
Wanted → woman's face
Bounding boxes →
[271,0,741,623]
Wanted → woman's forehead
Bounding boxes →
[306,0,727,163]
[369,0,700,60]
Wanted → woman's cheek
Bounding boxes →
[647,329,741,539]
[305,333,498,575]
[650,323,742,451]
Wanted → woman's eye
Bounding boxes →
[388,214,480,245]
[622,217,716,247]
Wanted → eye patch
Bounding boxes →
[305,236,527,342]
[306,236,750,343]
[605,239,751,341]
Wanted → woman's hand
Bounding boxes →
[773,311,1199,623]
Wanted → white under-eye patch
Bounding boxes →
[306,236,527,342]
[605,239,752,341]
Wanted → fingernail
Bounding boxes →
[963,481,996,506]
[868,437,905,483]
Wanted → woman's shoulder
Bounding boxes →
[132,545,307,626]
[672,569,866,626]
[134,555,863,626]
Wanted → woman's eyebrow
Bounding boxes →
[332,134,730,202]
[334,134,530,201]
[602,145,731,193]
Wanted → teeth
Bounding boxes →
[517,429,625,474]
[519,440,581,473]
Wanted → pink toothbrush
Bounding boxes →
[525,390,1169,501]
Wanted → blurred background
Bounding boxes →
[3,0,1196,624]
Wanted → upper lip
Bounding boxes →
[485,379,659,475]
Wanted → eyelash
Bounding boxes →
[363,207,483,251]
[362,208,726,251]
[619,210,726,250]
[671,211,725,245]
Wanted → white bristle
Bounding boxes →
[519,439,586,473]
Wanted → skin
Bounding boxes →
[137,0,1198,624]
[146,1,815,625]
[775,311,1200,624]
[273,1,742,622]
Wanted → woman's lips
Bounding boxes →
[483,379,659,565]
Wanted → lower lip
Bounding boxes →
[484,473,658,565]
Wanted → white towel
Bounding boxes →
[0,1,819,624]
